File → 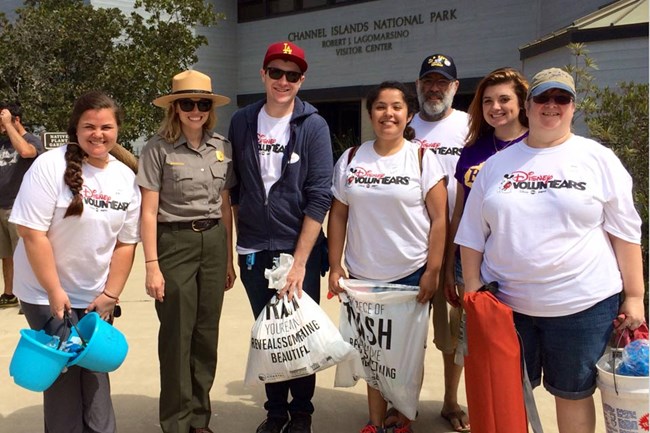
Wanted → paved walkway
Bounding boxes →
[0,248,605,432]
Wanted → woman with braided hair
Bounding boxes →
[10,90,141,433]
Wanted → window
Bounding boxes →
[238,0,376,22]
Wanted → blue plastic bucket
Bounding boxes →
[66,312,128,372]
[9,329,76,392]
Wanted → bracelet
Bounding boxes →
[145,259,158,263]
[102,290,120,301]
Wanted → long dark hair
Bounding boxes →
[63,91,123,218]
[465,67,529,146]
[366,81,418,141]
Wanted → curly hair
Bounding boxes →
[465,67,529,147]
[365,81,418,141]
[63,91,123,217]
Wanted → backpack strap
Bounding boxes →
[347,145,360,165]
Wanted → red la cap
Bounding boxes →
[263,41,308,73]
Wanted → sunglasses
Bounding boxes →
[177,98,213,112]
[265,67,303,83]
[531,93,574,105]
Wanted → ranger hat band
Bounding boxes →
[153,70,230,108]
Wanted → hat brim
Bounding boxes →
[264,54,308,73]
[419,70,456,81]
[528,82,576,99]
[153,92,230,108]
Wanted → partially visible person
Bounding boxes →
[456,68,645,433]
[138,69,236,433]
[445,67,529,301]
[228,41,332,433]
[328,81,448,433]
[410,53,470,432]
[10,91,141,433]
[0,102,44,308]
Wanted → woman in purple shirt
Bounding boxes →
[443,67,529,305]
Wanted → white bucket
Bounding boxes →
[596,353,650,433]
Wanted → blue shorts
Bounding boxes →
[513,293,619,400]
[390,265,425,286]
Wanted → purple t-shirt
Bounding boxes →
[454,131,528,203]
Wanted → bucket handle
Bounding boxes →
[609,330,627,396]
[40,311,87,350]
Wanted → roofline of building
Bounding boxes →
[519,22,648,59]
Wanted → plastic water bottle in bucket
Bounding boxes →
[596,321,650,433]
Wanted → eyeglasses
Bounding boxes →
[531,93,574,105]
[265,67,303,83]
[177,98,213,112]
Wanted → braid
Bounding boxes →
[63,143,86,218]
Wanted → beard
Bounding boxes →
[417,86,454,120]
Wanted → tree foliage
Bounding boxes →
[584,82,649,282]
[0,0,223,149]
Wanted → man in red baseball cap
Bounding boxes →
[228,41,333,433]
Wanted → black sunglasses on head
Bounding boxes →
[532,93,574,105]
[177,98,213,112]
[265,67,303,83]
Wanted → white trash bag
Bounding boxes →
[334,278,429,420]
[244,254,357,386]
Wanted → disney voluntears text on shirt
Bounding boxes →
[10,145,141,307]
[331,140,445,281]
[455,135,642,317]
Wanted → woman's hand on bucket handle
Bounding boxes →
[48,287,71,321]
[86,292,117,321]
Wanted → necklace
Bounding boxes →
[493,129,528,153]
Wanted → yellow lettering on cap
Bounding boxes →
[283,43,293,55]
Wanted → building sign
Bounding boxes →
[287,10,458,56]
[42,132,68,150]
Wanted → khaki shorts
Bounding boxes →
[0,208,19,258]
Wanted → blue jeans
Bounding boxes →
[238,240,323,417]
[513,293,619,399]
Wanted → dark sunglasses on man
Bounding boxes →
[177,98,213,112]
[531,92,574,105]
[265,67,303,83]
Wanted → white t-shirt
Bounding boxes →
[332,140,445,281]
[10,146,141,307]
[411,109,468,218]
[257,107,291,197]
[455,135,641,317]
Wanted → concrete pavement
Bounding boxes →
[0,247,605,432]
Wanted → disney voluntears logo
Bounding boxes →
[346,166,411,188]
[415,139,461,156]
[257,133,286,155]
[81,186,130,211]
[498,170,587,194]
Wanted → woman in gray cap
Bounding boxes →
[455,67,645,433]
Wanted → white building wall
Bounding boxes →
[195,0,239,136]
